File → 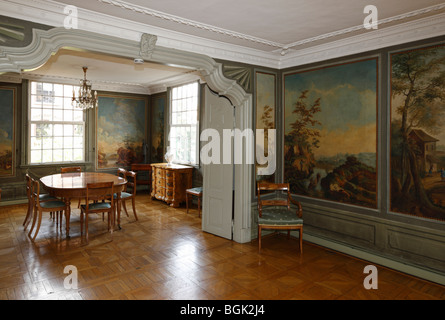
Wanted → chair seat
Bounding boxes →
[113,192,133,199]
[39,194,57,201]
[81,202,112,210]
[40,200,66,209]
[186,187,202,196]
[258,207,303,226]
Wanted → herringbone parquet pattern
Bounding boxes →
[1,191,444,300]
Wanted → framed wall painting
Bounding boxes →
[255,71,276,183]
[0,87,15,178]
[390,43,445,221]
[96,94,147,169]
[151,94,165,163]
[284,58,378,209]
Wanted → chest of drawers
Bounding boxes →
[150,163,193,207]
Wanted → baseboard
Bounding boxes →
[303,232,445,286]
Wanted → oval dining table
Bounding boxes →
[40,172,127,238]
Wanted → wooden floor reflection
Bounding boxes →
[1,191,444,300]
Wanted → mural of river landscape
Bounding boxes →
[390,43,445,221]
[0,87,15,177]
[284,58,378,208]
[97,95,147,169]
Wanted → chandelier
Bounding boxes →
[72,66,98,110]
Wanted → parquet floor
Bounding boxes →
[1,190,445,301]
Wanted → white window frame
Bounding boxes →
[168,81,200,166]
[28,81,86,165]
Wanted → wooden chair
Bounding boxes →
[186,187,203,217]
[80,182,115,242]
[23,173,58,230]
[61,166,82,207]
[257,182,303,253]
[114,170,138,221]
[28,180,68,241]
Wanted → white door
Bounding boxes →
[201,86,234,239]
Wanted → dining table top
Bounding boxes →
[40,172,127,191]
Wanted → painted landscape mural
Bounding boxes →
[151,95,165,163]
[97,95,147,169]
[284,58,378,208]
[0,87,15,177]
[390,44,445,221]
[256,71,276,183]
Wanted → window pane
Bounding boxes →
[73,149,83,161]
[30,137,41,150]
[31,109,42,121]
[64,149,73,162]
[64,124,73,136]
[42,149,52,163]
[53,150,63,162]
[31,150,41,163]
[42,109,52,121]
[169,82,199,165]
[54,84,64,97]
[53,109,63,121]
[64,136,73,148]
[73,110,83,122]
[54,124,63,136]
[53,97,63,109]
[29,81,85,164]
[54,137,63,149]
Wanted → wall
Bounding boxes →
[250,35,445,285]
[0,79,154,204]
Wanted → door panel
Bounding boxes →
[202,86,234,239]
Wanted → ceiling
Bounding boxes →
[4,0,445,91]
[53,0,445,54]
[22,48,202,94]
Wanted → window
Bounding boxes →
[29,81,85,164]
[169,82,199,165]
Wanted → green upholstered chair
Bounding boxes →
[257,182,303,253]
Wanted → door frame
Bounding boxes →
[0,27,253,243]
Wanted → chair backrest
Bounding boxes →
[32,179,41,208]
[117,168,126,178]
[61,166,81,173]
[85,182,114,210]
[257,182,291,217]
[25,173,33,201]
[125,170,137,195]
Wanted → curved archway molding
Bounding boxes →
[0,27,252,243]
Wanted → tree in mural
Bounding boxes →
[391,46,445,219]
[256,104,275,182]
[284,89,322,194]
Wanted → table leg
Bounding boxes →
[65,198,71,239]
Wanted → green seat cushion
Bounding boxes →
[113,192,132,199]
[40,200,66,209]
[81,202,111,210]
[187,187,203,195]
[258,207,303,226]
[39,194,57,201]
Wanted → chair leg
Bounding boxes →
[198,197,201,218]
[23,201,33,230]
[299,227,303,254]
[123,201,129,217]
[30,209,43,241]
[132,197,138,221]
[28,204,38,238]
[258,226,262,252]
